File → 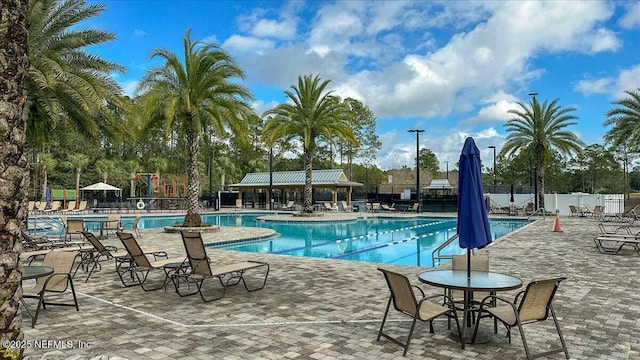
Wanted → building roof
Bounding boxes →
[229,169,363,188]
[425,179,454,189]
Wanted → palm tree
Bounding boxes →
[604,89,640,147]
[0,0,29,353]
[262,74,359,213]
[39,152,57,200]
[137,29,253,227]
[26,0,125,143]
[69,153,90,207]
[501,97,584,210]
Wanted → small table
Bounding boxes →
[22,265,54,327]
[418,269,522,349]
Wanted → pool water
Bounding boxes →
[31,214,529,268]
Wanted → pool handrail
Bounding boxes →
[431,234,459,266]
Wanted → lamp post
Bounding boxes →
[208,132,214,209]
[444,161,449,180]
[529,92,538,210]
[488,145,496,192]
[408,129,425,212]
[269,147,273,210]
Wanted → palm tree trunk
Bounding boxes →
[42,168,48,200]
[184,127,202,226]
[537,164,545,210]
[0,0,29,355]
[303,151,314,213]
[75,168,81,207]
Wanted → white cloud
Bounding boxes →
[222,35,274,54]
[252,99,280,117]
[133,29,147,37]
[619,2,640,29]
[616,65,640,97]
[251,18,297,39]
[575,77,614,95]
[121,80,138,97]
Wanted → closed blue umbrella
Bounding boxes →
[45,186,51,202]
[457,137,492,279]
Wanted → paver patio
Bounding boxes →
[19,213,640,359]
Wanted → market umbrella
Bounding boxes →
[457,137,492,280]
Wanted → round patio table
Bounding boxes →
[418,269,522,349]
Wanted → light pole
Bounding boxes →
[444,161,449,180]
[529,92,538,210]
[488,145,496,192]
[269,147,273,210]
[408,129,425,212]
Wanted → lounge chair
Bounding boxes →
[409,203,419,213]
[372,203,382,212]
[376,268,461,356]
[472,277,569,360]
[593,234,640,255]
[28,201,36,213]
[34,201,48,214]
[81,231,133,283]
[340,200,352,212]
[323,202,337,212]
[116,231,178,291]
[60,200,77,213]
[43,201,61,214]
[177,231,269,302]
[73,200,88,214]
[282,200,295,210]
[22,251,80,327]
[583,204,595,217]
[381,204,396,212]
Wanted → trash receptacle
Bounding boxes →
[353,205,359,212]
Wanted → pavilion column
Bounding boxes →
[347,187,352,205]
[333,188,338,205]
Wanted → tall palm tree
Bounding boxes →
[137,29,253,227]
[262,74,359,213]
[26,0,125,143]
[603,89,640,148]
[501,97,584,210]
[0,0,29,353]
[39,152,57,200]
[69,153,90,207]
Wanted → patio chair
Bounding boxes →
[282,200,295,210]
[116,231,177,291]
[340,200,352,212]
[372,203,382,212]
[64,218,85,240]
[177,231,270,302]
[524,202,535,215]
[103,214,121,238]
[323,202,337,212]
[121,215,143,238]
[472,277,569,360]
[22,251,80,327]
[21,230,73,251]
[447,254,495,331]
[410,203,419,212]
[583,204,595,217]
[376,268,461,356]
[28,201,35,213]
[593,234,640,255]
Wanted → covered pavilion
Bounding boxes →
[229,169,363,209]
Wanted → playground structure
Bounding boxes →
[130,173,188,210]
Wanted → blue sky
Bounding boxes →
[86,0,640,170]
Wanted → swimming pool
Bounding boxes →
[204,215,528,267]
[31,213,529,267]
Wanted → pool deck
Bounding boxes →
[19,212,639,359]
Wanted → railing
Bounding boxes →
[527,207,547,220]
[431,234,459,266]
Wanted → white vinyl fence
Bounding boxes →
[485,193,624,216]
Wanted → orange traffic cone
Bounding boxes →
[553,211,562,232]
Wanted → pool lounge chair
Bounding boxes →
[116,231,177,291]
[72,200,88,214]
[43,201,61,214]
[60,200,76,213]
[340,200,352,212]
[282,200,295,210]
[593,234,640,255]
[376,268,461,356]
[472,277,569,360]
[177,231,269,302]
[381,204,396,212]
